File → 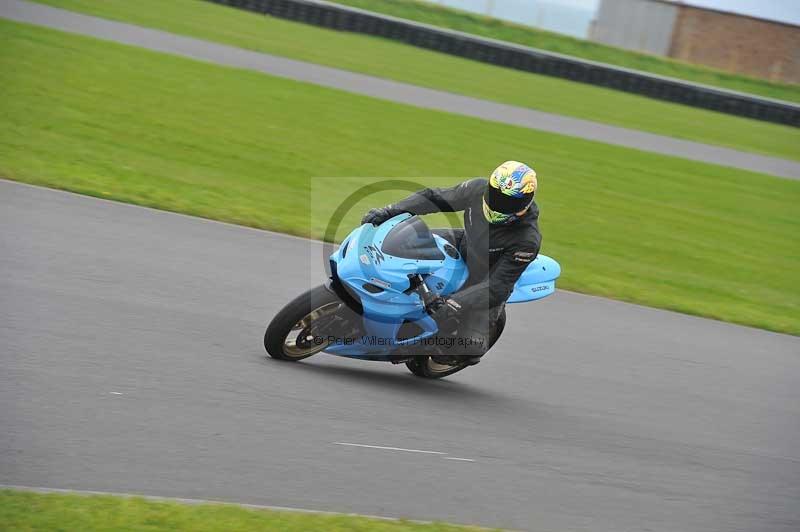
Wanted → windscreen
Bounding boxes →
[381,216,445,261]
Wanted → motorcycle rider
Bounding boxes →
[361,161,541,365]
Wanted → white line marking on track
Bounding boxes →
[332,442,476,462]
[332,442,446,454]
[109,392,123,395]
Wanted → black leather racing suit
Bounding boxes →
[386,178,542,355]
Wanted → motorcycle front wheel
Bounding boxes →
[264,285,345,361]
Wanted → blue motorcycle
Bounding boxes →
[265,214,560,378]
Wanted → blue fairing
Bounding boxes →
[327,214,559,359]
[507,254,561,302]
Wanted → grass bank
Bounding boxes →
[1,20,798,334]
[0,490,486,531]
[29,0,800,162]
[333,0,800,104]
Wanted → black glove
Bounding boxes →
[361,207,396,226]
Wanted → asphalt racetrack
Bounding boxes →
[1,180,799,531]
[2,0,800,180]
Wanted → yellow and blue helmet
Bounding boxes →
[483,161,538,225]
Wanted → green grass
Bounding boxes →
[29,0,800,162]
[0,490,487,531]
[1,19,798,335]
[334,0,800,103]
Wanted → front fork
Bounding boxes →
[410,273,437,310]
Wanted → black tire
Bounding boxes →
[264,285,344,361]
[405,357,428,377]
[405,357,470,379]
[405,307,506,379]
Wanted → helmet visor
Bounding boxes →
[484,186,533,215]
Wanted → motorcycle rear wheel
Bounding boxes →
[264,285,344,361]
[405,307,506,379]
[405,356,471,378]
